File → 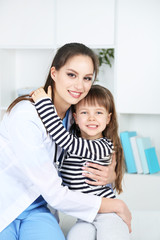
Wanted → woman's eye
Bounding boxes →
[67,73,76,78]
[84,76,92,81]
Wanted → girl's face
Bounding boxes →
[51,55,94,109]
[73,100,111,140]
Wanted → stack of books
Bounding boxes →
[120,131,160,174]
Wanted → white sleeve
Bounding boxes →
[8,103,101,222]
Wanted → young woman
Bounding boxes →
[32,84,129,240]
[0,43,131,240]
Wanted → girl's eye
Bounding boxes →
[81,111,87,114]
[97,111,103,114]
[67,73,76,78]
[84,76,92,81]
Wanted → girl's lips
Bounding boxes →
[68,90,82,98]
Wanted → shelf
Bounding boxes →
[118,114,160,162]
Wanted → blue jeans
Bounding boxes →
[0,206,65,240]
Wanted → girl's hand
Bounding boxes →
[31,86,52,103]
[82,153,116,185]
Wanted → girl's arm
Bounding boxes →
[32,89,113,163]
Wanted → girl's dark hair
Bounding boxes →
[71,84,125,194]
[7,43,99,112]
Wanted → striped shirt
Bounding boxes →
[35,98,115,198]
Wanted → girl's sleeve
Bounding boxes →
[35,98,114,161]
[8,103,101,222]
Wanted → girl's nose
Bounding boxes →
[88,114,95,121]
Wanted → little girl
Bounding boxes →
[32,85,129,240]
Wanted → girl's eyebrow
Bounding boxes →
[66,68,93,76]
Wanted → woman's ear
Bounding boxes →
[50,67,56,81]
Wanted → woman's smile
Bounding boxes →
[68,90,82,99]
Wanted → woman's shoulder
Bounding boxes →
[8,100,38,120]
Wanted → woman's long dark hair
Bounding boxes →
[7,43,99,112]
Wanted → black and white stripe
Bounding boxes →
[35,98,115,198]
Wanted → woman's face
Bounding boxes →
[51,55,94,109]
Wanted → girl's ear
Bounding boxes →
[107,113,112,125]
[73,112,78,124]
[50,67,56,81]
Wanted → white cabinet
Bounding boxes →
[0,0,115,49]
[115,0,160,114]
[0,0,55,48]
[56,0,115,48]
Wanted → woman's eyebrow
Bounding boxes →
[67,69,93,76]
[66,69,78,74]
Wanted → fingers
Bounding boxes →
[29,90,35,96]
[85,178,104,186]
[82,163,108,186]
[126,217,132,233]
[120,201,132,233]
[82,161,116,185]
[32,87,44,96]
[129,224,132,233]
[31,87,48,102]
[83,162,107,173]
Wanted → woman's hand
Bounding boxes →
[31,86,52,103]
[99,198,132,233]
[82,153,117,185]
[115,199,132,233]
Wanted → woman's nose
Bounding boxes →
[74,78,84,90]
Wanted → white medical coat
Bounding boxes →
[0,100,101,232]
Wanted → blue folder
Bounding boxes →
[120,131,137,173]
[145,147,160,174]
